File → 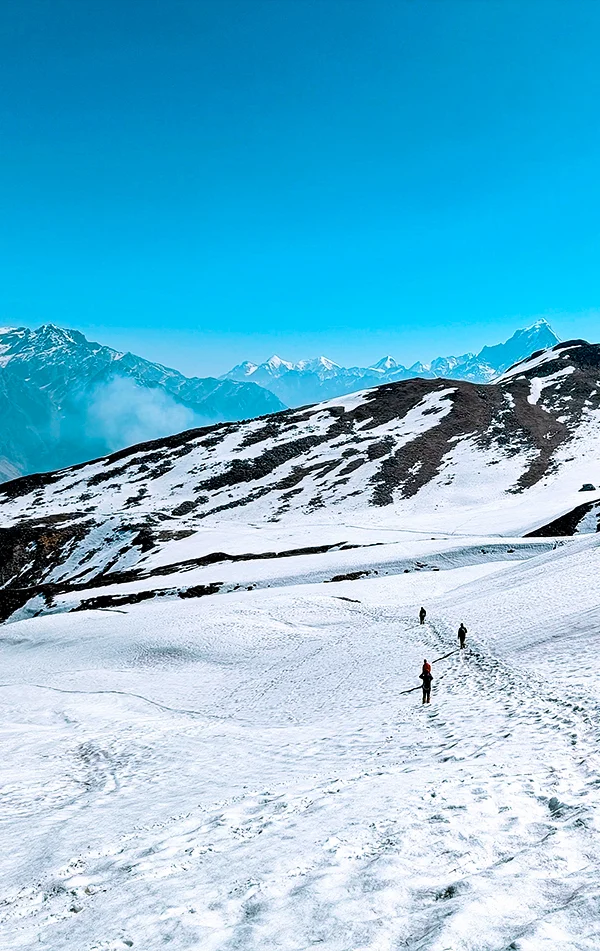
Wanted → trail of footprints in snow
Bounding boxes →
[4,614,600,946]
[422,621,600,838]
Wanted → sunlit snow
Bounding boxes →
[2,535,600,949]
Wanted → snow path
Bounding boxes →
[2,548,600,949]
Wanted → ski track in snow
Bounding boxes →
[2,542,600,949]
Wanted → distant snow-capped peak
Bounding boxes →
[296,356,341,375]
[0,323,286,481]
[222,320,562,408]
[264,354,293,370]
[370,356,397,371]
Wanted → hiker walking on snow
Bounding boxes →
[458,623,467,649]
[419,606,426,625]
[420,662,433,704]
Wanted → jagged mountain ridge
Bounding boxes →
[1,337,599,621]
[0,324,284,479]
[223,320,560,405]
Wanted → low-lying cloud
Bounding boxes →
[85,377,205,453]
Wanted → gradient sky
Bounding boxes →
[1,0,600,376]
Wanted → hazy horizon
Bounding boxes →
[1,311,596,380]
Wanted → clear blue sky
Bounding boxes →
[1,0,599,376]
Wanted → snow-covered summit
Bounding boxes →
[370,355,397,372]
[298,355,339,370]
[226,360,259,377]
[0,324,284,480]
[495,339,584,381]
[223,321,562,407]
[264,354,294,373]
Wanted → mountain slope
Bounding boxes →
[0,337,598,621]
[223,320,561,404]
[0,324,285,478]
[4,532,600,949]
[478,318,560,374]
[0,364,58,481]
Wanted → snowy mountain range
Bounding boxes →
[0,320,561,481]
[1,335,598,621]
[223,319,560,406]
[4,335,600,949]
[0,324,284,480]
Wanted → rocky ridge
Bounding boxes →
[0,338,599,621]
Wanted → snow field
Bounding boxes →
[2,538,600,948]
[39,536,552,614]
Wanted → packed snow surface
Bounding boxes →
[2,534,600,949]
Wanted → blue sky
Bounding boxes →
[1,0,600,376]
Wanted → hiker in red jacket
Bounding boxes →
[420,663,433,704]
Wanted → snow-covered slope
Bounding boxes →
[2,520,600,949]
[4,329,600,948]
[223,320,561,405]
[0,337,598,621]
[0,324,285,479]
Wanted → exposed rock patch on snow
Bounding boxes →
[1,339,600,621]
